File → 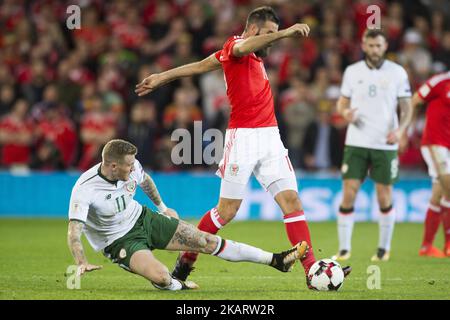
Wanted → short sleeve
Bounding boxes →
[133,159,146,184]
[397,67,412,98]
[68,186,91,223]
[214,50,222,62]
[219,37,244,62]
[417,74,441,102]
[340,68,352,98]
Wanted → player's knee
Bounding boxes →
[342,188,357,205]
[376,189,392,208]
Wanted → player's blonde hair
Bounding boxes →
[102,139,137,164]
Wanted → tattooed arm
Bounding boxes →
[67,220,102,275]
[140,173,179,218]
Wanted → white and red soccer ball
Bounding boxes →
[307,259,345,291]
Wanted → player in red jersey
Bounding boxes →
[412,71,450,258]
[136,6,351,287]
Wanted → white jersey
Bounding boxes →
[340,60,411,150]
[68,160,146,251]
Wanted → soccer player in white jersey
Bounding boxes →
[333,29,413,262]
[67,139,308,290]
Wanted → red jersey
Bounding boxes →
[418,71,450,148]
[0,115,33,166]
[214,36,277,129]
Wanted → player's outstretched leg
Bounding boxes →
[168,220,309,280]
[173,198,241,280]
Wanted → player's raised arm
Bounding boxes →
[67,220,102,276]
[139,173,179,218]
[135,53,221,96]
[232,23,310,58]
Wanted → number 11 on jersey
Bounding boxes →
[115,195,126,212]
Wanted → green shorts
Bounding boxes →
[103,206,179,270]
[341,146,399,185]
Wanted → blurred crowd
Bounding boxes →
[0,0,449,172]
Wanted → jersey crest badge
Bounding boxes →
[126,181,137,192]
[229,164,239,176]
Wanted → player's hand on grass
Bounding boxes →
[76,263,102,277]
[164,207,179,219]
[135,74,163,96]
[342,108,358,123]
[387,129,403,145]
[284,23,310,38]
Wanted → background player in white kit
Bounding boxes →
[67,139,307,290]
[333,29,413,262]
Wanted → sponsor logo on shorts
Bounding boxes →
[119,248,127,259]
[341,163,349,174]
[229,164,239,176]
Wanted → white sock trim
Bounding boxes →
[283,215,306,223]
[211,236,223,256]
[210,208,225,229]
[429,204,442,212]
[441,198,450,209]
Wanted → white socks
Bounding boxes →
[337,207,354,252]
[212,236,273,265]
[338,205,396,252]
[378,206,396,251]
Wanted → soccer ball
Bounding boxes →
[307,259,344,291]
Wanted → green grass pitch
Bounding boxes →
[1,219,449,300]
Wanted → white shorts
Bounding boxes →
[421,145,450,181]
[216,127,298,199]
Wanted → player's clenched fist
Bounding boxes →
[283,23,310,38]
[135,74,163,96]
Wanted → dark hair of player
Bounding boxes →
[245,6,280,31]
[362,29,387,41]
[102,139,137,164]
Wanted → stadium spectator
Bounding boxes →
[127,101,158,168]
[398,29,432,81]
[35,103,77,168]
[302,101,342,172]
[434,30,450,70]
[281,78,315,167]
[0,0,446,173]
[163,86,202,131]
[199,69,228,129]
[0,84,16,117]
[0,99,33,167]
[78,95,117,171]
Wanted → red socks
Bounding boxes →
[422,204,442,248]
[181,208,225,263]
[441,198,450,245]
[283,210,316,273]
